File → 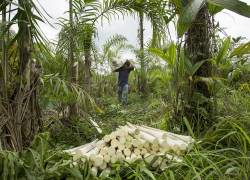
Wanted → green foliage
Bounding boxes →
[0,133,93,180]
[1,0,250,179]
[177,0,205,37]
[176,0,250,37]
[215,37,231,65]
[230,41,250,58]
[208,0,250,18]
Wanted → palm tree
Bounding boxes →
[0,0,44,150]
[75,0,169,94]
[69,0,78,118]
[83,24,95,94]
[133,0,170,94]
[175,0,250,130]
[1,3,8,100]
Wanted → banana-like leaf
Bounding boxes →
[149,48,169,64]
[177,0,205,37]
[208,0,250,18]
[191,60,208,76]
[215,37,231,65]
[208,3,223,14]
[185,58,207,76]
[230,41,250,57]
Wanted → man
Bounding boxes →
[114,60,134,105]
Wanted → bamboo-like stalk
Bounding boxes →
[91,167,98,176]
[66,123,193,173]
[142,124,194,143]
[123,148,131,157]
[66,139,97,154]
[103,154,111,163]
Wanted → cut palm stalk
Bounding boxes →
[74,145,95,156]
[131,124,167,140]
[103,135,111,143]
[123,148,131,157]
[126,124,140,136]
[124,141,132,149]
[143,141,150,149]
[136,139,144,149]
[96,140,105,149]
[99,162,107,170]
[109,132,117,140]
[103,154,111,163]
[133,123,193,146]
[116,128,128,138]
[110,155,118,163]
[136,129,157,143]
[142,124,194,143]
[116,150,125,160]
[85,147,99,158]
[99,147,108,155]
[67,139,97,154]
[158,139,170,151]
[131,139,140,147]
[93,155,104,167]
[118,143,125,150]
[167,140,188,153]
[108,147,116,157]
[91,167,98,176]
[151,145,159,153]
[134,148,141,156]
[111,139,119,148]
[130,153,138,162]
[118,136,126,144]
[140,148,148,156]
[100,168,111,178]
[126,135,133,142]
[89,154,96,162]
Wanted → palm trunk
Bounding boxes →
[84,49,91,93]
[138,11,147,94]
[184,5,212,131]
[1,6,8,100]
[69,0,78,118]
[83,25,93,94]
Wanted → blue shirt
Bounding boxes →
[118,69,131,87]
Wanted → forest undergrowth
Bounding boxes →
[1,87,249,180]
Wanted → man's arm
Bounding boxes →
[127,64,134,72]
[113,66,123,72]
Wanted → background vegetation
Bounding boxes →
[0,0,250,179]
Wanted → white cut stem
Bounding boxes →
[142,124,194,143]
[91,167,98,176]
[123,148,131,157]
[103,154,111,163]
[93,155,104,167]
[66,139,97,154]
[99,162,107,170]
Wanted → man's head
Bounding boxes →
[124,60,131,67]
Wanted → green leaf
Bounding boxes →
[149,48,169,63]
[191,60,207,76]
[208,0,250,18]
[141,166,156,180]
[177,0,205,37]
[230,41,250,57]
[208,3,223,14]
[215,37,231,65]
[183,117,195,138]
